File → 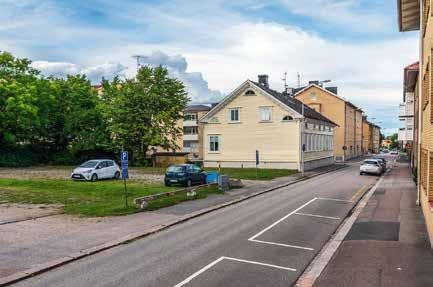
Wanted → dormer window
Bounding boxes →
[282,115,294,121]
[245,90,256,96]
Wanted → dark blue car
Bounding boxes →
[164,164,207,187]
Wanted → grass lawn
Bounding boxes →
[204,168,298,180]
[0,178,179,217]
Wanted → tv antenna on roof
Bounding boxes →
[132,55,143,72]
[297,72,301,88]
[282,72,288,90]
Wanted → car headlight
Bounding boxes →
[84,170,92,174]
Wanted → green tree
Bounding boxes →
[101,65,188,164]
[387,133,399,149]
[0,51,41,146]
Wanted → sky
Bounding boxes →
[0,0,420,135]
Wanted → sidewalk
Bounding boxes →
[313,161,433,287]
[0,164,343,285]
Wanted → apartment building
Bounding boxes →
[398,0,433,246]
[294,83,364,161]
[200,75,337,170]
[182,105,212,161]
[398,62,418,151]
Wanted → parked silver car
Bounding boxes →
[360,159,383,176]
[71,160,120,181]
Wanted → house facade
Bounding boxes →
[398,63,417,150]
[397,0,433,246]
[200,76,337,171]
[182,105,212,161]
[294,84,364,161]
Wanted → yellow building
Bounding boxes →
[362,118,372,154]
[200,75,337,170]
[182,105,212,161]
[398,0,433,246]
[294,84,363,161]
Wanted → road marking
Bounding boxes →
[349,184,368,202]
[250,239,314,251]
[249,197,318,241]
[294,177,383,287]
[294,212,340,220]
[316,197,352,203]
[174,256,296,286]
[174,257,225,287]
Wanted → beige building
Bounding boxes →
[200,75,337,170]
[398,0,433,246]
[182,105,212,161]
[294,84,364,161]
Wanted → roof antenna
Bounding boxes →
[132,55,143,73]
[297,72,301,88]
[282,72,288,91]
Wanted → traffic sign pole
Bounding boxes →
[121,151,129,208]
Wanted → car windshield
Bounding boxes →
[364,161,377,165]
[79,160,99,168]
[167,165,184,173]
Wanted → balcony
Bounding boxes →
[183,134,198,141]
[399,103,414,118]
[183,120,198,127]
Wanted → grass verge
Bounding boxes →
[145,185,223,211]
[0,178,177,217]
[204,168,297,180]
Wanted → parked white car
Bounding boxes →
[360,159,383,176]
[71,160,120,181]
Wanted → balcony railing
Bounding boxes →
[183,120,198,127]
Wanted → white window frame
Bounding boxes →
[208,135,220,153]
[259,106,272,122]
[229,108,240,123]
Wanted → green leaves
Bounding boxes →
[0,51,189,166]
[101,65,188,164]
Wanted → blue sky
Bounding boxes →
[0,0,419,135]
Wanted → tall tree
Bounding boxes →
[101,65,188,164]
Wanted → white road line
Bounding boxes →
[249,197,318,241]
[224,256,297,272]
[249,239,314,251]
[316,197,352,203]
[174,256,296,287]
[294,212,340,220]
[173,257,225,287]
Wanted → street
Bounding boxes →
[12,162,378,287]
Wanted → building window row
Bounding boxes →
[305,134,333,152]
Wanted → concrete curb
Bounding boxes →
[0,212,64,226]
[0,165,346,286]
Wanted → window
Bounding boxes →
[260,107,272,122]
[245,90,255,96]
[183,126,198,135]
[184,113,198,121]
[309,92,317,100]
[282,115,294,121]
[229,108,240,122]
[209,135,220,152]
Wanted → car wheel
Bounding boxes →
[91,174,98,182]
[165,181,171,187]
[360,172,363,175]
[114,171,120,179]
[186,179,192,187]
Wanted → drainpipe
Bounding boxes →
[417,2,422,206]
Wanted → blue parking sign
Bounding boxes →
[121,151,129,179]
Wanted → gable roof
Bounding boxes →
[201,80,337,126]
[184,104,212,112]
[294,84,362,111]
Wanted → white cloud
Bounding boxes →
[31,61,127,83]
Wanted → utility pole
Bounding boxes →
[132,55,143,73]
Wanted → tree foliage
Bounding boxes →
[101,66,188,164]
[0,51,189,166]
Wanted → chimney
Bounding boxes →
[285,87,294,97]
[308,80,320,86]
[258,74,269,88]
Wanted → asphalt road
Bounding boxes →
[13,162,379,287]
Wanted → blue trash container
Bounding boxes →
[206,171,219,184]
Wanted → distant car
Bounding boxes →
[71,160,120,181]
[372,157,387,170]
[381,149,389,154]
[164,164,206,187]
[390,150,399,155]
[360,159,383,176]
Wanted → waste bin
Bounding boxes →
[206,171,219,184]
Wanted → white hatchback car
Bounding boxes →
[71,160,121,181]
[360,159,383,176]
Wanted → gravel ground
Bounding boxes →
[0,166,164,183]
